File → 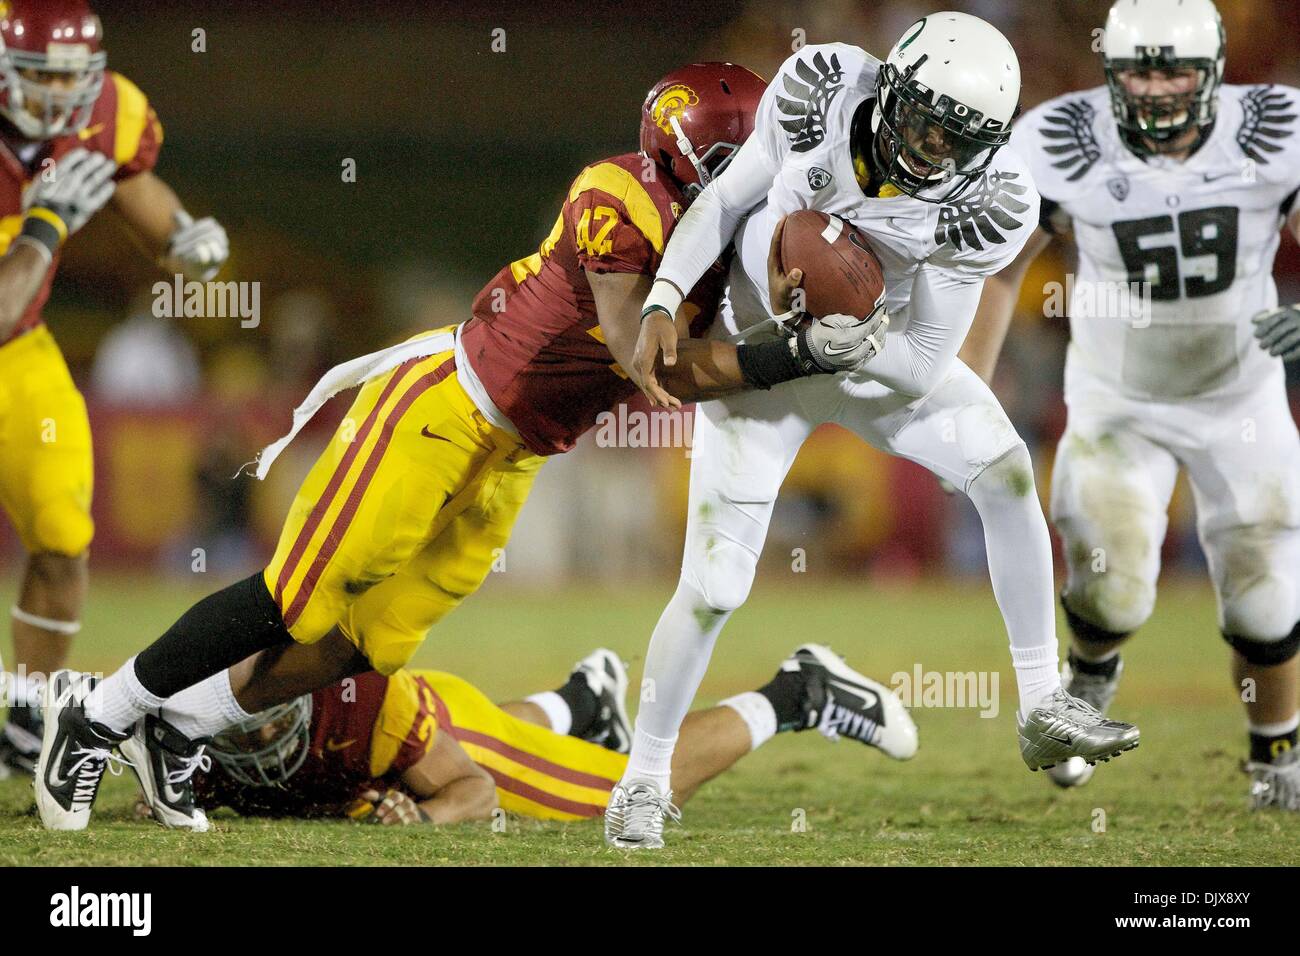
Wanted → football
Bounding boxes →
[777,210,886,322]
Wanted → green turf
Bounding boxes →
[1,573,1293,866]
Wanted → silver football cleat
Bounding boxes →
[1018,687,1139,772]
[1247,749,1300,811]
[604,778,681,850]
[1046,658,1124,788]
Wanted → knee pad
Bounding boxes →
[1220,573,1297,643]
[1061,592,1133,648]
[1062,571,1154,637]
[1223,621,1300,667]
[684,536,759,614]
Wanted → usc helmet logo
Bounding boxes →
[652,84,699,133]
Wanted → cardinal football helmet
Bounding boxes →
[640,61,766,199]
[0,0,106,141]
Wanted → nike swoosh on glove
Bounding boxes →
[1252,304,1300,362]
[161,209,229,282]
[795,309,889,373]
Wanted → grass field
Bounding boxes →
[1,572,1294,866]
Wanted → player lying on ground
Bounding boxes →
[960,0,1300,810]
[0,0,228,779]
[609,11,1144,848]
[133,646,913,830]
[34,62,890,832]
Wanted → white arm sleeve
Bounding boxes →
[644,133,780,315]
[859,265,984,397]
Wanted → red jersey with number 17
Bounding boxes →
[458,153,726,456]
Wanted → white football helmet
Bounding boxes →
[867,11,1021,202]
[1102,0,1225,154]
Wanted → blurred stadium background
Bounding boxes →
[21,0,1300,593]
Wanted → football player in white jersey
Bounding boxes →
[962,0,1300,809]
[605,12,1141,849]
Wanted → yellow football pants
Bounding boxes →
[264,331,542,674]
[0,326,94,556]
[414,670,627,820]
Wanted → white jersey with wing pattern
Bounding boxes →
[1015,84,1300,400]
[723,42,1040,342]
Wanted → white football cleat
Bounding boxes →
[1247,749,1300,811]
[570,648,631,754]
[34,670,129,831]
[120,713,212,832]
[785,644,918,759]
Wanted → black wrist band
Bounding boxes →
[19,215,62,257]
[640,304,672,324]
[737,337,808,389]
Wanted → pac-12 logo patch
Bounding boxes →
[1108,176,1130,201]
[650,84,699,134]
[807,167,833,190]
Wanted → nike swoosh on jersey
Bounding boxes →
[78,123,106,140]
[326,738,356,752]
[420,426,453,442]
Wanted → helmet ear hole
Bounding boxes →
[720,79,732,95]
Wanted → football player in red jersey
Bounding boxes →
[179,644,912,830]
[0,0,229,778]
[38,62,885,833]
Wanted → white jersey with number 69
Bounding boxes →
[1014,84,1300,400]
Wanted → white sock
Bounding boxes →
[966,448,1062,716]
[85,655,166,734]
[624,725,677,792]
[1249,713,1300,737]
[160,670,251,740]
[720,691,777,750]
[524,691,572,735]
[1010,643,1062,716]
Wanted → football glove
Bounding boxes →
[794,309,889,374]
[19,148,117,258]
[161,209,229,282]
[346,788,431,825]
[1252,304,1300,362]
